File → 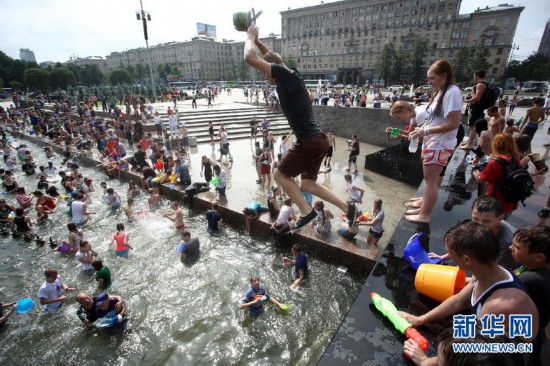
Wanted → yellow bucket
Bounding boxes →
[415,264,466,302]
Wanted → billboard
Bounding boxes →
[197,23,216,37]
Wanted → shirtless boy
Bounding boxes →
[400,221,539,365]
[519,98,545,141]
[162,202,185,231]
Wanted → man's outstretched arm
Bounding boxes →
[244,23,272,78]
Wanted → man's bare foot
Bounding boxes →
[404,200,422,209]
[405,208,421,215]
[403,339,429,366]
[404,214,431,224]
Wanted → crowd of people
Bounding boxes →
[1,20,549,363]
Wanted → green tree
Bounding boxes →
[393,48,409,83]
[225,61,236,81]
[0,51,12,85]
[238,61,249,81]
[453,48,472,85]
[126,65,136,80]
[469,44,491,74]
[24,68,51,91]
[506,54,550,82]
[410,37,428,84]
[88,64,104,85]
[135,64,146,83]
[376,42,396,86]
[10,81,23,91]
[109,68,132,85]
[50,67,76,89]
[282,55,297,68]
[9,60,26,86]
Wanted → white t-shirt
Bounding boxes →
[220,131,228,144]
[544,97,550,109]
[154,115,161,125]
[422,85,463,151]
[414,105,428,127]
[371,210,385,233]
[37,275,64,312]
[71,201,85,224]
[168,114,177,127]
[347,181,361,200]
[75,251,93,271]
[276,205,295,227]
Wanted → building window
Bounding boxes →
[473,40,478,47]
[490,18,496,26]
[492,67,497,74]
[504,17,510,24]
[495,58,501,64]
[496,48,503,55]
[484,38,493,46]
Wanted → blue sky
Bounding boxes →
[0,0,546,63]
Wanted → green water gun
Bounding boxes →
[370,292,429,351]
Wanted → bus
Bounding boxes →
[521,81,548,93]
[168,81,199,91]
[303,79,331,89]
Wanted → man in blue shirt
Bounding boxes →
[175,158,191,186]
[176,230,200,260]
[239,275,285,316]
[205,202,222,233]
[283,244,308,289]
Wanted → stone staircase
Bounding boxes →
[150,107,292,144]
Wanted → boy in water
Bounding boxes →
[244,22,357,230]
[239,275,286,316]
[92,259,112,291]
[38,268,76,312]
[162,202,185,231]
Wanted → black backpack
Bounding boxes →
[493,157,534,206]
[479,81,500,109]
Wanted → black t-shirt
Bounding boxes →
[142,167,156,179]
[134,150,148,166]
[271,64,321,140]
[519,268,550,329]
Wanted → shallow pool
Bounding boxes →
[0,138,365,365]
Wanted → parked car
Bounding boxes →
[345,84,354,89]
[332,84,344,89]
[387,85,404,91]
[418,85,432,90]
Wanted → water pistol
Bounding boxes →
[370,292,428,351]
[356,212,370,223]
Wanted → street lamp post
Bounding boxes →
[136,0,156,99]
[502,43,519,91]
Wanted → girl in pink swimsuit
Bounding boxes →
[109,223,134,257]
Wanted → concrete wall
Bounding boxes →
[312,106,397,148]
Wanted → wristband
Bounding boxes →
[424,126,430,136]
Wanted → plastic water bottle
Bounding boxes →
[391,128,399,138]
[408,137,419,153]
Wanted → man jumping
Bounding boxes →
[244,23,356,230]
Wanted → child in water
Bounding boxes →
[239,275,286,316]
[109,223,134,257]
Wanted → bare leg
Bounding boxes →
[301,179,348,213]
[405,164,443,224]
[274,170,312,215]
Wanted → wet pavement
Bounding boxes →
[320,112,550,364]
